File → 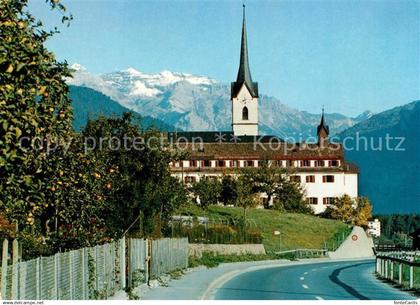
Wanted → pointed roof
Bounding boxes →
[231,5,258,99]
[317,107,330,135]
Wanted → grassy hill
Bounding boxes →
[175,205,351,253]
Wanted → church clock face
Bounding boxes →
[240,98,248,105]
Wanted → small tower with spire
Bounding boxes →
[231,4,259,136]
[317,107,329,147]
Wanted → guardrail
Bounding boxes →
[376,251,420,290]
[275,248,328,258]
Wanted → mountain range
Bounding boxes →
[69,85,174,131]
[338,100,420,214]
[68,64,372,139]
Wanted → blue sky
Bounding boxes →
[29,0,419,116]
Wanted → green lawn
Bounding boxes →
[175,205,352,253]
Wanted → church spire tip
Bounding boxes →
[231,3,258,99]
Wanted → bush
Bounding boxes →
[170,222,263,244]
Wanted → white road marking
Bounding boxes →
[300,277,305,280]
[302,284,309,289]
[304,272,308,275]
[315,296,324,300]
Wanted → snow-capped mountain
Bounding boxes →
[68,64,370,138]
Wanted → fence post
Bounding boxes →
[69,251,73,299]
[11,239,19,299]
[399,263,402,285]
[120,237,126,291]
[1,239,9,299]
[35,257,41,299]
[81,248,88,300]
[127,238,131,290]
[145,239,149,285]
[409,265,414,289]
[54,253,59,300]
[94,246,99,291]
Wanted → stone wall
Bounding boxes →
[189,243,266,258]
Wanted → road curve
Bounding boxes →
[213,260,416,300]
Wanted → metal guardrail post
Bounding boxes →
[409,266,414,289]
[399,263,402,285]
[390,261,394,281]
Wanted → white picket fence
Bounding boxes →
[0,237,189,300]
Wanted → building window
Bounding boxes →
[301,160,311,167]
[242,107,249,120]
[290,175,301,183]
[245,160,254,167]
[316,160,325,167]
[217,160,225,167]
[329,160,339,167]
[231,160,239,167]
[189,160,198,167]
[202,160,211,167]
[322,175,335,183]
[323,197,336,205]
[272,160,283,167]
[184,176,196,183]
[306,175,315,183]
[307,197,318,205]
[287,160,294,167]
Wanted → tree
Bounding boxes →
[324,195,355,224]
[235,175,259,220]
[241,161,287,208]
[191,178,222,209]
[273,180,312,214]
[354,197,373,227]
[324,195,374,227]
[0,0,107,252]
[82,114,187,237]
[220,175,237,205]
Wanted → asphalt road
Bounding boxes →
[214,260,416,300]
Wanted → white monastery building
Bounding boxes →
[168,5,359,214]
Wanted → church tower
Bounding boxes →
[317,107,329,147]
[231,5,259,136]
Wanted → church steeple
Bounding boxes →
[231,4,258,99]
[317,107,329,146]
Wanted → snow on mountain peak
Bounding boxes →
[124,67,143,77]
[70,63,87,71]
[129,81,161,97]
